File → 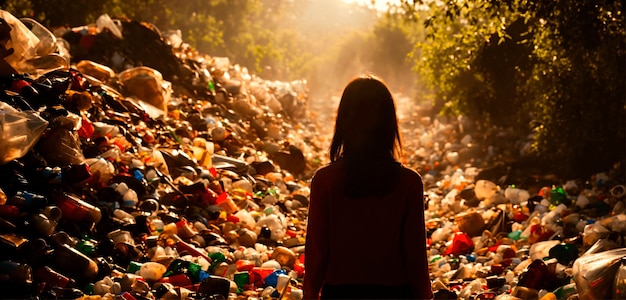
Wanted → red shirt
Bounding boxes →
[303,158,433,299]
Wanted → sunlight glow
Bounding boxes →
[343,0,401,12]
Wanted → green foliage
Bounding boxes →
[3,0,622,179]
[366,14,420,93]
[318,8,422,96]
[0,0,309,79]
[403,0,625,178]
[1,0,420,88]
[523,0,626,177]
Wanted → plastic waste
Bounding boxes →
[474,179,498,200]
[30,206,62,236]
[444,232,474,256]
[0,8,625,300]
[95,13,123,39]
[19,18,57,56]
[163,29,183,48]
[582,222,610,248]
[52,192,101,229]
[118,66,171,114]
[0,260,36,298]
[0,10,39,72]
[50,243,99,285]
[504,186,530,205]
[0,101,48,164]
[139,262,167,281]
[197,276,232,298]
[548,242,578,265]
[572,247,626,299]
[35,113,85,165]
[614,257,626,299]
[455,210,484,237]
[76,60,115,83]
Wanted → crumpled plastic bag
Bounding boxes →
[95,13,123,39]
[118,66,171,115]
[572,247,626,300]
[0,102,48,165]
[35,113,85,166]
[19,17,70,77]
[21,53,69,78]
[19,18,56,56]
[163,29,182,48]
[0,10,39,72]
[582,222,610,248]
[0,12,68,77]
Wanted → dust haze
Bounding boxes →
[278,0,423,137]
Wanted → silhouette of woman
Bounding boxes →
[304,74,433,299]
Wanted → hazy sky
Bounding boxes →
[343,0,400,12]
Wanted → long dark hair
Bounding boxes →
[329,74,403,197]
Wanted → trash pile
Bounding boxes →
[0,10,322,300]
[0,9,624,300]
[394,98,626,299]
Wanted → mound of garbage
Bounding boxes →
[0,9,624,300]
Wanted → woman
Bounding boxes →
[303,74,433,299]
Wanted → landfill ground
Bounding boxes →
[0,10,624,300]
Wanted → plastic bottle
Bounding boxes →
[160,232,211,262]
[549,186,569,209]
[548,242,578,265]
[29,206,61,236]
[0,260,35,298]
[8,191,48,212]
[52,192,102,229]
[85,157,116,185]
[50,243,99,284]
[114,182,139,208]
[33,265,73,289]
[504,186,530,205]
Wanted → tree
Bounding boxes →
[400,0,625,178]
[365,12,421,94]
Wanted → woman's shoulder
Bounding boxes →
[311,160,422,185]
[313,162,338,175]
[397,164,423,183]
[311,161,343,182]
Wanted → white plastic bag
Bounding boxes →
[95,14,123,39]
[0,10,39,72]
[19,18,56,56]
[0,102,48,164]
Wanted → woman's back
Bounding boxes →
[311,158,425,286]
[303,75,433,299]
